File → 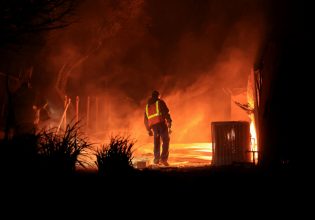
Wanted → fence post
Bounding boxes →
[64,95,67,130]
[76,96,79,124]
[95,96,99,130]
[87,96,90,129]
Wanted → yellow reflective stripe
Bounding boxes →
[146,104,149,117]
[146,101,161,119]
[155,101,160,115]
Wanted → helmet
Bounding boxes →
[152,90,160,99]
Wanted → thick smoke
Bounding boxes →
[43,0,267,144]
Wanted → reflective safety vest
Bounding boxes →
[146,100,164,127]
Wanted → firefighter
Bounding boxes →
[12,77,38,136]
[144,90,172,166]
[12,69,50,135]
[33,97,52,131]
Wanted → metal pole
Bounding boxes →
[57,99,71,134]
[64,95,67,130]
[87,96,90,129]
[76,96,79,124]
[95,97,99,130]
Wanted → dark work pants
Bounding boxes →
[152,122,170,163]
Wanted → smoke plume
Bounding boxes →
[41,0,267,143]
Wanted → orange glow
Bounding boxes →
[133,142,212,167]
[249,119,258,164]
[247,71,258,164]
[77,141,212,170]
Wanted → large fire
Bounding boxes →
[73,70,259,169]
[78,136,212,170]
[247,70,259,164]
[133,142,212,168]
[250,119,258,164]
[52,68,259,170]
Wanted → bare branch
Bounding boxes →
[234,101,254,115]
[0,0,80,46]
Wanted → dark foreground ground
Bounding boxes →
[1,159,312,220]
[2,164,311,212]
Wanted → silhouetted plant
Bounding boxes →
[95,136,135,176]
[37,122,91,175]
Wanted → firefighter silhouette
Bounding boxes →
[144,90,172,166]
[12,67,51,135]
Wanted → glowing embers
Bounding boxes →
[249,120,258,164]
[133,143,212,168]
[77,141,213,169]
[227,128,236,141]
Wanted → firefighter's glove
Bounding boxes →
[148,130,153,136]
[168,128,172,134]
[168,122,172,134]
[168,122,172,129]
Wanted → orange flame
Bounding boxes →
[247,71,258,164]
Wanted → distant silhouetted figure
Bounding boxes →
[13,68,49,136]
[33,97,52,131]
[144,90,172,166]
[12,79,38,136]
